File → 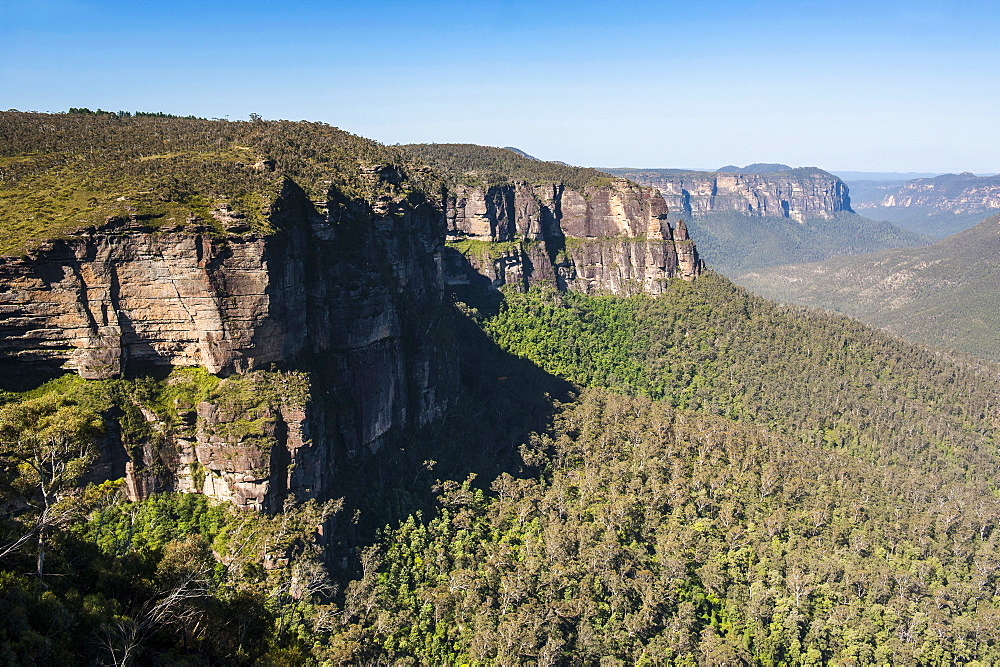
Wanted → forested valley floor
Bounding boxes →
[2,273,999,664]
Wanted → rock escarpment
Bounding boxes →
[0,120,704,512]
[443,178,701,294]
[0,175,458,507]
[869,173,1000,215]
[609,167,853,222]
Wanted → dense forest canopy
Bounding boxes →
[2,269,997,663]
[0,114,998,663]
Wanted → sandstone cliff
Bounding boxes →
[442,179,699,294]
[0,117,702,512]
[607,167,853,222]
[0,171,457,508]
[867,172,1000,215]
[397,145,701,294]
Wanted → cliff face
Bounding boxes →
[872,173,1000,215]
[0,176,457,508]
[612,168,853,222]
[443,179,700,295]
[0,120,704,511]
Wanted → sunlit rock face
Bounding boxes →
[0,177,458,506]
[444,179,701,295]
[617,168,853,223]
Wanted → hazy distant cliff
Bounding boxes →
[606,166,853,222]
[864,172,1000,215]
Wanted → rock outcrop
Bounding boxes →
[0,119,705,511]
[443,179,701,294]
[868,173,1000,215]
[609,167,853,222]
[0,176,457,486]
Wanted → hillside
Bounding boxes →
[846,172,1000,239]
[683,210,925,274]
[324,274,1000,663]
[0,110,443,255]
[1,113,999,664]
[606,165,926,274]
[736,213,1000,362]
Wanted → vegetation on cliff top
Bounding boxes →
[400,143,617,191]
[603,165,834,180]
[0,111,444,254]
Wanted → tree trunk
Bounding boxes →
[36,524,45,577]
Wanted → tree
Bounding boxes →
[0,393,102,575]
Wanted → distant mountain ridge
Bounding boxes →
[876,172,1000,213]
[716,162,793,174]
[604,165,851,221]
[849,172,1000,238]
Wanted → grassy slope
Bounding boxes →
[736,214,1000,362]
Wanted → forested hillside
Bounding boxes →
[738,213,1000,362]
[2,271,998,663]
[1,112,998,664]
[317,274,1000,663]
[682,211,926,275]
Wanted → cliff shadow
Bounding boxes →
[327,294,574,572]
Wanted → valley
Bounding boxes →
[607,164,928,274]
[0,111,997,664]
[737,212,1000,363]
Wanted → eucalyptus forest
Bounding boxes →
[0,111,998,665]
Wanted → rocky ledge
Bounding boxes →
[442,178,701,294]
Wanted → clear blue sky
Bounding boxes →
[2,0,998,172]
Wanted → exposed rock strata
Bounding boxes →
[443,179,701,294]
[0,177,457,488]
[613,168,852,222]
[0,169,701,509]
[869,173,1000,215]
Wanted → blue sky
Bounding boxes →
[2,0,998,172]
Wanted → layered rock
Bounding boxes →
[443,179,701,294]
[0,175,457,501]
[611,168,853,222]
[872,173,1000,215]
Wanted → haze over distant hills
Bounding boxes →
[605,164,925,274]
[832,171,941,181]
[846,172,1000,238]
[737,213,1000,362]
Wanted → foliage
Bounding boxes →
[0,368,335,663]
[322,388,1000,663]
[738,213,1000,362]
[400,143,616,192]
[681,210,926,275]
[0,110,444,254]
